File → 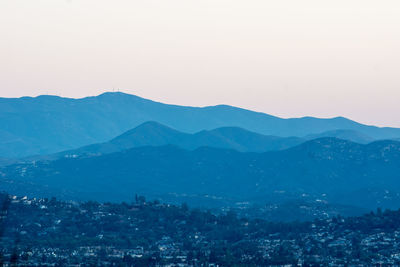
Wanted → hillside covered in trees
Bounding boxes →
[2,193,400,266]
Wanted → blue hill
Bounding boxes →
[0,92,399,157]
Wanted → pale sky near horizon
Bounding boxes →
[1,0,400,127]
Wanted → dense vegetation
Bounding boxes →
[2,193,400,266]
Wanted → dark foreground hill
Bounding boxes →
[2,193,400,266]
[2,138,400,210]
[1,92,400,157]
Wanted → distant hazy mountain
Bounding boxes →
[3,138,400,210]
[1,92,400,157]
[48,121,304,159]
[305,129,374,144]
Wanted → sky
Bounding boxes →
[1,0,400,127]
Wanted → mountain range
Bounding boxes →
[43,121,304,159]
[304,129,375,144]
[29,121,385,162]
[1,92,400,158]
[2,138,400,211]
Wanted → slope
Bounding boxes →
[2,138,400,210]
[1,92,400,157]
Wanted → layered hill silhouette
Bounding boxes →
[304,129,374,144]
[1,92,400,158]
[47,121,304,159]
[2,138,400,210]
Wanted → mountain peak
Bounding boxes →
[109,121,185,147]
[95,91,150,101]
[135,121,173,129]
[116,121,181,137]
[98,91,131,97]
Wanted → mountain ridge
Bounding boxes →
[45,121,305,159]
[1,91,400,158]
[2,137,400,210]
